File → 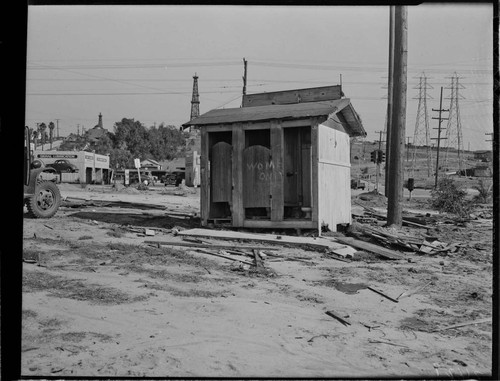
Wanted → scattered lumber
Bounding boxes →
[353,201,428,229]
[325,310,351,326]
[193,248,254,266]
[367,286,399,303]
[432,318,491,332]
[334,236,404,260]
[177,228,346,252]
[144,240,279,251]
[253,249,264,268]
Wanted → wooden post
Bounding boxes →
[387,5,408,227]
[385,5,395,196]
[270,120,284,221]
[232,125,244,226]
[200,128,209,225]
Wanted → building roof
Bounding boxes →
[183,98,366,137]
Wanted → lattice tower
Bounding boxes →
[190,73,200,121]
[411,73,433,177]
[443,73,465,173]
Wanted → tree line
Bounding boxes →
[30,118,189,169]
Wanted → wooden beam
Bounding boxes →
[144,240,280,251]
[270,120,284,221]
[232,124,244,226]
[242,85,343,107]
[432,318,491,332]
[310,118,320,233]
[333,236,404,260]
[200,127,209,225]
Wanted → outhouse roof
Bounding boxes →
[183,98,366,137]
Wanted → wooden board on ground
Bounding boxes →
[145,240,280,251]
[176,228,347,252]
[333,236,404,260]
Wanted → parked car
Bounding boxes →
[46,159,79,173]
[163,170,185,187]
[350,179,365,190]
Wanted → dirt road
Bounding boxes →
[21,183,492,378]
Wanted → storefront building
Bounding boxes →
[34,150,111,184]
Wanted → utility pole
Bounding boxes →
[385,5,395,196]
[407,137,411,162]
[375,130,384,193]
[56,119,60,139]
[431,87,449,188]
[241,58,248,107]
[386,5,407,227]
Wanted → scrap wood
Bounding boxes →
[253,249,264,268]
[353,201,428,229]
[334,236,404,260]
[144,240,279,251]
[193,248,254,266]
[331,245,357,258]
[325,310,351,326]
[326,253,352,263]
[367,286,399,303]
[397,280,433,300]
[432,318,491,332]
[367,339,409,348]
[177,228,339,252]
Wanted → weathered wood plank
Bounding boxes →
[310,119,319,231]
[270,120,284,221]
[333,236,404,260]
[232,125,244,226]
[242,85,343,107]
[211,141,232,202]
[200,127,209,225]
[432,318,491,332]
[177,228,346,252]
[144,240,280,251]
[242,145,272,208]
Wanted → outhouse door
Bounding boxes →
[242,145,272,215]
[211,141,232,202]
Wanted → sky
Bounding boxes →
[25,4,493,151]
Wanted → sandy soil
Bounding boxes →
[21,183,493,378]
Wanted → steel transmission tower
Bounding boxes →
[443,73,465,174]
[411,73,433,177]
[190,73,200,121]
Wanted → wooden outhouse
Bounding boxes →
[183,86,366,233]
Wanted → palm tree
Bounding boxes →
[49,122,55,149]
[38,123,47,150]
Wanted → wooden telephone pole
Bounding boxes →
[385,5,395,196]
[386,5,408,227]
[431,87,449,187]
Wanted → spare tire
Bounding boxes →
[26,180,61,218]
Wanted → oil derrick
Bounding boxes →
[443,73,465,174]
[411,73,433,177]
[190,73,200,121]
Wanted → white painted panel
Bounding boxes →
[317,124,352,232]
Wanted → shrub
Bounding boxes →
[430,178,471,216]
[472,179,492,204]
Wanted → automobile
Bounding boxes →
[129,172,155,185]
[163,169,185,187]
[46,159,79,173]
[350,179,365,190]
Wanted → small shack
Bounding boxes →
[183,85,366,233]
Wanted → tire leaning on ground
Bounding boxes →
[26,180,62,218]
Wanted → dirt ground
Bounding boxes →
[21,183,493,378]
